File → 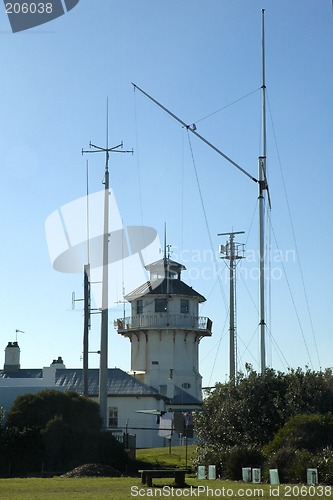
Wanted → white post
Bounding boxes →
[99,165,109,428]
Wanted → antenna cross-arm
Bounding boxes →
[132,82,258,184]
[82,142,134,155]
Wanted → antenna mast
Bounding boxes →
[83,263,91,396]
[259,9,267,375]
[82,99,133,427]
[132,10,271,376]
[82,160,91,397]
[15,329,25,342]
[219,231,245,384]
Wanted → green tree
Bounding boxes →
[266,413,333,454]
[284,368,333,416]
[7,389,102,433]
[0,426,44,475]
[195,368,287,449]
[194,367,333,469]
[4,389,132,475]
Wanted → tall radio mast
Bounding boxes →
[82,100,133,427]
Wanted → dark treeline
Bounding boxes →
[0,390,130,476]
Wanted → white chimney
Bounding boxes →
[4,341,20,371]
[42,357,66,385]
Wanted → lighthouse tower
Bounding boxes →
[117,256,212,406]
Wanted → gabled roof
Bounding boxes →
[54,368,165,398]
[124,278,206,302]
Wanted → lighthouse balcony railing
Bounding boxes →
[117,315,212,333]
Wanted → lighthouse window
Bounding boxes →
[155,298,167,312]
[136,300,143,314]
[180,299,189,314]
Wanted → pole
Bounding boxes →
[259,9,267,375]
[83,263,90,397]
[99,162,109,427]
[185,436,188,469]
[99,99,110,428]
[134,10,270,375]
[229,235,235,383]
[219,231,244,385]
[82,107,133,428]
[132,83,258,184]
[82,103,132,427]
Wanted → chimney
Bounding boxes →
[51,356,66,369]
[42,356,66,384]
[4,341,20,371]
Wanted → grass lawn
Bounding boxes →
[0,476,332,499]
[1,447,331,499]
[136,444,196,468]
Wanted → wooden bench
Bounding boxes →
[139,469,186,487]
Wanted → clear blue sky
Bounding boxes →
[0,0,332,387]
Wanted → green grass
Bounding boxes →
[1,447,332,499]
[0,477,332,499]
[136,444,196,469]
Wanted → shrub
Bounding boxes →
[223,445,264,480]
[193,444,264,480]
[287,449,315,483]
[265,447,296,483]
[2,390,133,475]
[193,443,224,476]
[0,426,44,476]
[265,413,333,454]
[97,431,131,472]
[316,448,333,485]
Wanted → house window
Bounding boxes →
[108,407,118,428]
[155,298,167,312]
[180,299,189,314]
[136,299,143,314]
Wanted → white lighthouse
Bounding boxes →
[117,256,212,407]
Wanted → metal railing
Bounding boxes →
[116,314,212,332]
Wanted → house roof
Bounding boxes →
[124,277,206,302]
[0,369,43,379]
[0,367,203,411]
[0,368,166,399]
[55,368,166,398]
